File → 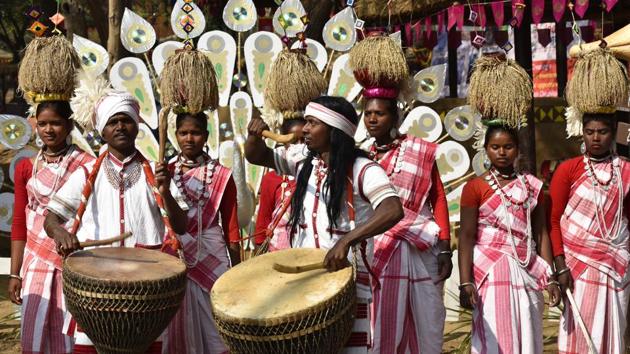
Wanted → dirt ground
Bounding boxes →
[0,274,561,354]
[0,277,21,354]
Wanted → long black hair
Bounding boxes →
[288,96,367,236]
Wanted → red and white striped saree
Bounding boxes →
[20,146,93,354]
[470,175,551,354]
[370,136,446,354]
[163,158,234,354]
[557,158,630,354]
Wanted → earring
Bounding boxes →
[66,133,73,146]
[35,132,44,148]
[580,142,586,154]
[389,127,398,139]
[483,156,491,170]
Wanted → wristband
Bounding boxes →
[458,282,475,290]
[556,268,571,277]
[9,274,22,281]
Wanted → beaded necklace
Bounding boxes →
[31,145,75,204]
[486,169,534,267]
[369,139,404,177]
[173,153,216,267]
[583,154,624,242]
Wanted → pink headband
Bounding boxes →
[304,102,357,138]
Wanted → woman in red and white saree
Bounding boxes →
[10,101,93,354]
[459,125,560,354]
[362,98,452,354]
[550,115,630,354]
[164,112,241,354]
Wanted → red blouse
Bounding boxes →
[254,171,293,245]
[220,177,241,244]
[11,158,33,242]
[548,156,630,257]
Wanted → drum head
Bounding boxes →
[64,247,186,282]
[211,248,353,323]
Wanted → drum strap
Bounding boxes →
[69,152,180,252]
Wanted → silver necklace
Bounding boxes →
[103,154,142,190]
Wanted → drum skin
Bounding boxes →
[63,247,187,354]
[211,248,356,354]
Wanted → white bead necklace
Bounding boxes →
[488,170,533,268]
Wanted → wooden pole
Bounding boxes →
[513,3,536,174]
[107,0,123,72]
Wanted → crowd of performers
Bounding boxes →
[5,32,630,354]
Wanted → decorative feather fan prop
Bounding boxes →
[71,69,113,132]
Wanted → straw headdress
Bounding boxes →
[262,48,326,130]
[349,35,409,98]
[468,54,532,129]
[18,35,81,106]
[159,49,219,115]
[468,53,532,151]
[564,47,628,137]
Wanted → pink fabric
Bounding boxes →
[371,136,438,282]
[371,239,445,353]
[559,159,630,282]
[532,0,545,24]
[24,147,93,269]
[558,266,630,354]
[437,12,445,33]
[553,0,567,22]
[363,87,399,99]
[20,263,72,354]
[447,4,464,30]
[20,146,92,354]
[412,20,422,43]
[472,4,486,27]
[472,175,549,288]
[470,175,550,353]
[472,256,546,353]
[424,17,433,40]
[491,1,505,27]
[575,0,589,18]
[164,159,234,353]
[604,0,619,12]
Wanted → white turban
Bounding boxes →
[94,91,140,134]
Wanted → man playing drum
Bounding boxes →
[44,91,188,353]
[245,95,404,353]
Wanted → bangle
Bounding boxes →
[547,280,560,287]
[556,268,571,277]
[9,274,22,281]
[458,282,475,290]
[438,250,452,257]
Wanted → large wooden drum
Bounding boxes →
[63,247,187,354]
[211,248,356,354]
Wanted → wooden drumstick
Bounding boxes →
[273,261,325,274]
[262,130,297,144]
[79,232,133,248]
